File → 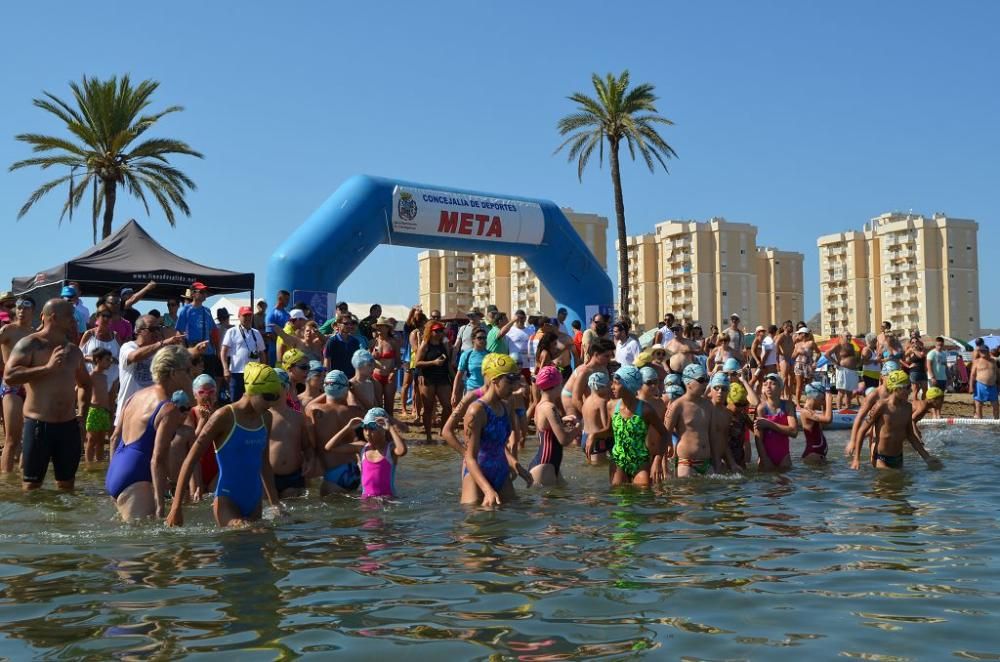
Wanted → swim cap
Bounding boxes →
[764,373,784,391]
[323,369,349,398]
[482,353,517,382]
[728,382,748,405]
[664,373,682,387]
[665,384,685,399]
[886,370,909,392]
[352,349,374,369]
[243,362,282,397]
[535,365,561,391]
[804,382,825,398]
[193,374,216,392]
[722,358,742,373]
[634,350,653,368]
[281,348,307,371]
[614,365,642,394]
[865,387,877,397]
[307,360,325,377]
[588,371,610,391]
[881,360,900,375]
[682,363,707,385]
[640,366,659,384]
[363,407,389,426]
[274,368,291,390]
[171,390,191,408]
[709,372,730,389]
[925,386,944,401]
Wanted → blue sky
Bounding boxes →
[2,1,997,328]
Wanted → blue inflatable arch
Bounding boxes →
[267,175,613,326]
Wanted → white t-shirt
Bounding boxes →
[656,327,675,345]
[222,325,266,373]
[762,336,778,366]
[81,333,120,385]
[505,325,531,368]
[116,341,153,425]
[615,337,642,366]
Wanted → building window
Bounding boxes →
[722,291,728,297]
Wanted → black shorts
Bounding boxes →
[22,418,81,484]
[863,375,879,390]
[273,469,305,493]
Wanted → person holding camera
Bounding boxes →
[221,306,267,402]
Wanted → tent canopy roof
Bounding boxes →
[11,219,254,300]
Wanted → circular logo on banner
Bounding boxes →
[397,192,418,221]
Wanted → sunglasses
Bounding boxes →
[15,300,34,309]
[293,363,310,370]
[694,376,709,384]
[261,393,281,402]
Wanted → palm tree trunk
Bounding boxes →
[101,179,116,240]
[609,141,629,320]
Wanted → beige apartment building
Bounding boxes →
[619,217,804,330]
[817,212,979,338]
[418,209,608,316]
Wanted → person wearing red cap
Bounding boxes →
[221,306,267,402]
[175,282,222,382]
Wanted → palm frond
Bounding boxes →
[10,155,86,171]
[16,174,73,219]
[60,171,94,223]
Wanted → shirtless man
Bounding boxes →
[851,370,942,471]
[825,332,860,409]
[723,314,745,365]
[666,323,701,374]
[2,299,91,490]
[581,371,612,465]
[562,338,614,417]
[775,321,796,400]
[306,370,363,496]
[268,369,313,498]
[348,349,383,412]
[969,345,999,419]
[0,296,36,473]
[664,363,726,477]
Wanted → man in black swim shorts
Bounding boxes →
[2,298,91,490]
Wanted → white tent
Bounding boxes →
[210,297,410,329]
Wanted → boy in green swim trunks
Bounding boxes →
[851,370,942,471]
[606,365,669,487]
[84,348,114,462]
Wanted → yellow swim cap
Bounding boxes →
[243,362,282,397]
[633,350,653,368]
[281,348,307,371]
[886,370,909,392]
[481,353,517,382]
[728,381,748,406]
[925,386,944,401]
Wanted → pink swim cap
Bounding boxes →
[535,365,561,391]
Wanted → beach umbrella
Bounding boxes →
[938,335,972,351]
[973,334,1000,351]
[818,336,863,354]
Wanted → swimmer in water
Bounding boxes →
[561,338,614,418]
[348,349,382,412]
[705,372,743,474]
[298,360,326,409]
[638,366,668,481]
[529,365,581,486]
[268,368,313,499]
[307,370,363,496]
[725,381,757,470]
[325,407,407,499]
[608,365,669,486]
[581,371,613,465]
[845,361,897,457]
[799,382,833,465]
[851,370,942,471]
[167,362,283,527]
[664,363,724,477]
[753,373,798,472]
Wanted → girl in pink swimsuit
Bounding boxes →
[754,374,798,471]
[324,407,408,498]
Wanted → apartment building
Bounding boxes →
[817,212,979,338]
[618,217,803,330]
[418,209,608,316]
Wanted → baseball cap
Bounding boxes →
[764,373,784,390]
[191,281,208,291]
[60,285,77,298]
[120,287,134,297]
[255,298,266,307]
[730,313,741,320]
[755,325,766,333]
[239,306,253,316]
[289,309,307,321]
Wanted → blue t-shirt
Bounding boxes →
[266,307,290,332]
[175,305,216,354]
[458,349,488,391]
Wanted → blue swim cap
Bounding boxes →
[274,368,290,389]
[663,373,682,387]
[171,390,191,408]
[682,363,707,384]
[307,359,325,377]
[323,370,349,398]
[193,374,216,391]
[804,381,825,398]
[640,366,659,385]
[363,407,389,426]
[352,349,374,369]
[588,371,610,391]
[665,384,685,399]
[614,365,642,394]
[722,357,742,373]
[709,372,730,389]
[881,360,900,375]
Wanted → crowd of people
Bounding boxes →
[1,282,998,528]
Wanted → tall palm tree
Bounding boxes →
[556,70,677,318]
[10,74,203,243]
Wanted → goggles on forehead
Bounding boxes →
[15,298,34,309]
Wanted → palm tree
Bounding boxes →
[10,74,203,243]
[556,70,677,318]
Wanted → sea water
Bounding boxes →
[0,429,997,659]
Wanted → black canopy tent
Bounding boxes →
[11,219,255,303]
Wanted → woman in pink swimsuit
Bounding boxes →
[754,374,798,471]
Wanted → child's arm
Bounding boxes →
[753,404,772,468]
[259,413,281,509]
[324,417,364,451]
[815,391,834,425]
[299,420,315,476]
[851,401,884,469]
[389,422,408,459]
[906,417,941,468]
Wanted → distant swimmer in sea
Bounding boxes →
[851,370,942,471]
